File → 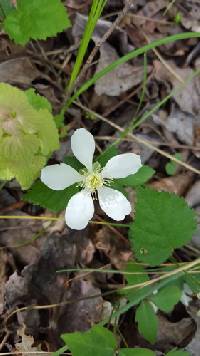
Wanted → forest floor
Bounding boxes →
[0,0,200,355]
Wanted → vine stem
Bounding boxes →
[6,256,200,322]
[0,215,129,228]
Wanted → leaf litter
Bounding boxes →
[1,0,200,355]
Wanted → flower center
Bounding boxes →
[79,162,112,194]
[84,172,104,192]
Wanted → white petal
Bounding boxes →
[98,186,131,221]
[71,128,95,171]
[101,153,142,179]
[65,190,94,230]
[41,163,82,190]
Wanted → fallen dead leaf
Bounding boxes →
[154,60,200,118]
[153,108,196,145]
[149,173,194,195]
[94,227,132,269]
[4,231,101,349]
[186,180,200,208]
[0,57,39,86]
[186,300,200,355]
[15,326,42,356]
[156,314,195,352]
[95,42,151,96]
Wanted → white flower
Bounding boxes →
[41,128,142,230]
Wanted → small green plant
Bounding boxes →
[3,0,71,45]
[165,153,182,175]
[53,324,190,356]
[0,84,59,189]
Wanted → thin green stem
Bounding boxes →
[60,31,200,115]
[0,215,130,228]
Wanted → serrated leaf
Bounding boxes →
[0,83,59,189]
[25,89,52,112]
[24,181,79,212]
[150,284,182,313]
[129,187,197,265]
[4,0,71,45]
[119,348,155,356]
[0,0,13,19]
[166,350,190,356]
[117,166,155,187]
[61,325,116,356]
[97,145,118,167]
[135,300,158,344]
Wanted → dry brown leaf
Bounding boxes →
[186,300,200,355]
[186,180,200,207]
[149,173,193,195]
[134,0,167,25]
[15,326,43,356]
[95,42,151,96]
[0,57,39,86]
[94,227,132,268]
[153,108,195,145]
[156,314,195,351]
[154,60,200,118]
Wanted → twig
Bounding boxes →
[95,136,200,151]
[67,0,135,99]
[6,257,200,321]
[75,101,200,176]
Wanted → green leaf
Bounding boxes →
[166,350,190,356]
[135,300,158,344]
[165,153,182,176]
[129,187,197,265]
[96,145,118,167]
[24,181,79,212]
[0,0,13,19]
[4,0,71,45]
[119,348,155,356]
[63,155,84,171]
[184,272,200,294]
[61,325,116,356]
[150,284,182,313]
[121,262,150,302]
[117,165,155,187]
[54,112,65,128]
[0,83,59,189]
[25,89,52,112]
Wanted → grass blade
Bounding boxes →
[62,31,200,113]
[67,0,107,91]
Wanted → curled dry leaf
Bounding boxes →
[15,326,42,356]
